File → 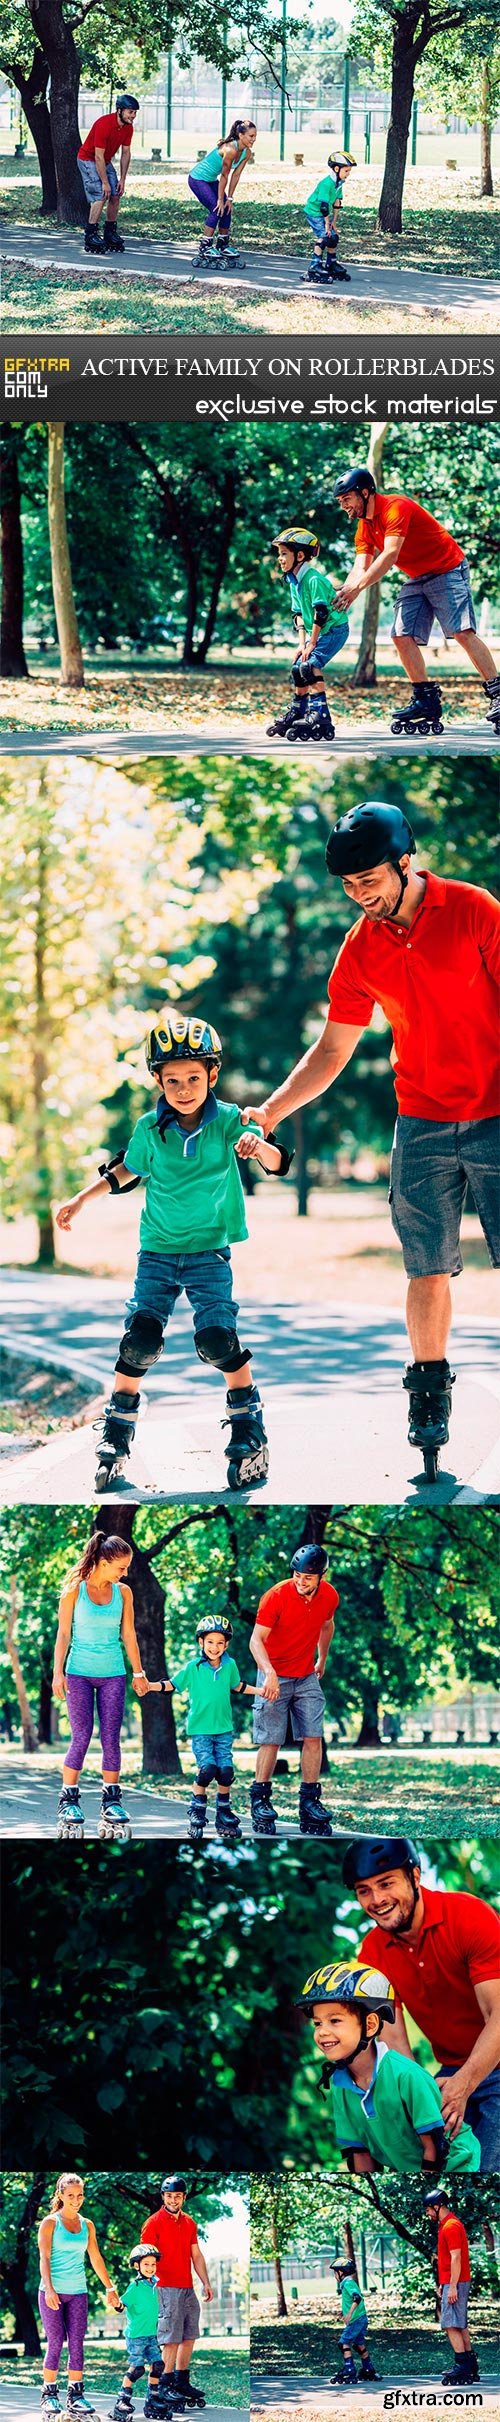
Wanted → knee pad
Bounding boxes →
[195,1325,250,1375]
[296,658,317,690]
[292,660,307,693]
[326,229,339,251]
[196,1763,217,1787]
[127,2366,146,2385]
[116,1312,164,1377]
[215,1763,234,1787]
[149,2366,164,2384]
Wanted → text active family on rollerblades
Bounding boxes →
[333,466,500,736]
[37,2173,212,2422]
[243,800,500,1486]
[77,98,139,255]
[56,1011,292,1497]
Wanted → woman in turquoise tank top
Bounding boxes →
[52,1531,150,1840]
[188,118,256,253]
[38,2172,121,2418]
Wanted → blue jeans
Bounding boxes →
[341,2317,368,2349]
[437,2062,500,2170]
[124,1245,239,1346]
[191,1730,234,1781]
[298,623,349,675]
[126,2337,162,2367]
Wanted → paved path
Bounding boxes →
[1,1274,499,1506]
[2,225,500,318]
[0,2393,245,2422]
[0,725,494,760]
[252,2372,500,2413]
[0,1753,317,1841]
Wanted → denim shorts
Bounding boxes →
[126,2337,162,2366]
[157,2287,200,2345]
[389,1113,500,1276]
[191,1730,234,1773]
[392,555,476,644]
[340,2316,368,2348]
[298,623,349,673]
[253,1670,325,1745]
[440,2282,470,2330]
[305,209,330,242]
[77,157,119,203]
[124,1245,239,1341]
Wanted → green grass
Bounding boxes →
[144,1752,500,1838]
[9,2347,249,2407]
[251,2309,499,2381]
[2,169,499,275]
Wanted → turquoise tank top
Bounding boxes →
[193,143,247,181]
[66,1579,126,1678]
[48,2216,89,2294]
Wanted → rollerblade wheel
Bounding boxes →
[94,1456,121,1493]
[227,1459,245,1490]
[390,717,406,735]
[424,1446,439,1484]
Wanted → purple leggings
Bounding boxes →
[65,1672,126,1772]
[188,172,231,232]
[39,2288,88,2372]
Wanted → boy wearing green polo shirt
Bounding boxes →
[56,1007,289,1494]
[295,1961,481,2175]
[305,150,355,286]
[331,2260,378,2388]
[267,528,349,743]
[150,1610,256,1840]
[111,2245,163,2422]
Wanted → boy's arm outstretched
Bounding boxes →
[56,1151,140,1231]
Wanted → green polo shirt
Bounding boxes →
[123,2278,159,2334]
[306,173,342,216]
[124,1100,259,1254]
[288,562,346,636]
[329,2043,481,2174]
[340,2278,367,2325]
[172,1651,241,1735]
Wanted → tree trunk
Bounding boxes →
[271,2192,288,2317]
[344,2217,359,2279]
[38,1640,54,1745]
[355,1679,381,1747]
[352,425,388,687]
[0,428,29,679]
[90,1508,182,1776]
[294,1106,309,1216]
[480,66,493,196]
[0,2172,47,2351]
[9,51,57,213]
[377,19,418,234]
[47,425,85,687]
[7,1583,39,1751]
[27,0,85,223]
[33,813,56,1268]
[194,471,237,663]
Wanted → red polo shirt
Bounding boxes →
[141,2209,198,2287]
[438,2215,471,2285]
[255,1576,339,1677]
[327,874,500,1120]
[361,1886,500,2067]
[354,492,464,579]
[78,113,135,163]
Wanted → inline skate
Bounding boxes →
[391,681,444,737]
[94,1390,140,1492]
[98,1782,132,1840]
[403,1359,455,1483]
[223,1383,269,1489]
[56,1785,85,1840]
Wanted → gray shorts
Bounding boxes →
[392,556,476,644]
[390,1113,500,1276]
[77,156,119,203]
[157,2288,200,2346]
[253,1670,325,1746]
[441,2282,470,2330]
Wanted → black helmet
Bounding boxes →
[326,803,416,880]
[116,93,140,113]
[146,1009,223,1077]
[291,1544,328,1576]
[129,2244,160,2270]
[424,2188,449,2210]
[161,2175,187,2195]
[333,467,375,503]
[196,1614,233,1644]
[332,2257,355,2277]
[343,1836,420,1888]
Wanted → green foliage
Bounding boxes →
[2,1839,499,2166]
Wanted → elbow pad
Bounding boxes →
[98,1150,141,1195]
[267,1128,294,1176]
[320,200,329,218]
[422,2128,446,2173]
[314,600,329,627]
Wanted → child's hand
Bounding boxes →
[258,1669,281,1703]
[235,1129,262,1160]
[55,1198,79,1230]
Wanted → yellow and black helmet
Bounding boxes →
[145,1009,223,1076]
[272,527,320,564]
[295,1959,396,2023]
[328,151,357,171]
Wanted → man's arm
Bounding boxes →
[119,142,131,190]
[95,144,111,196]
[335,532,404,611]
[446,2249,461,2304]
[315,1616,335,1679]
[439,1976,500,2137]
[191,2245,213,2300]
[249,1621,280,1700]
[243,1014,364,1137]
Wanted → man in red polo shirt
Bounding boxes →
[424,2189,478,2388]
[341,1837,500,2171]
[141,2174,213,2411]
[249,1542,339,1837]
[332,465,500,735]
[243,800,500,1478]
[77,96,139,256]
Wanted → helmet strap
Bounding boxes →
[384,860,408,919]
